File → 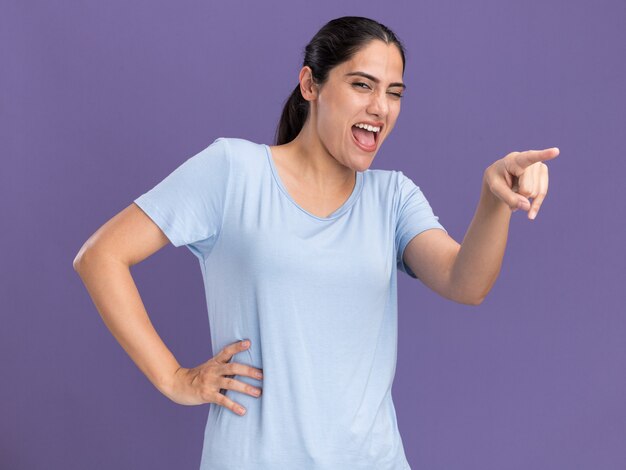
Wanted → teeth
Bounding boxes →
[354,123,380,133]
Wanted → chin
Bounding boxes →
[350,156,376,172]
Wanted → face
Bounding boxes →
[304,39,405,172]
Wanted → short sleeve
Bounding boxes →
[133,137,231,259]
[395,171,447,279]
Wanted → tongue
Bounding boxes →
[352,126,375,147]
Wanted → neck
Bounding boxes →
[282,121,356,194]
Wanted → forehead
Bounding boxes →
[337,40,403,79]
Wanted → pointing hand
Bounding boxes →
[483,147,560,220]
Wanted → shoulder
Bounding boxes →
[212,136,268,169]
[364,167,404,182]
[214,136,265,156]
[363,168,405,195]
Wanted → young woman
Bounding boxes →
[74,16,558,470]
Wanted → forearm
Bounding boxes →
[450,173,512,304]
[74,251,180,396]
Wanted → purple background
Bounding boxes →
[2,1,624,469]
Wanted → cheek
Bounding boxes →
[316,96,338,126]
[319,104,344,135]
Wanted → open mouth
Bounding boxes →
[351,123,380,150]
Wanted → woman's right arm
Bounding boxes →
[73,203,263,414]
[73,203,183,397]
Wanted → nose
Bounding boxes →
[366,89,389,118]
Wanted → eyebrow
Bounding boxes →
[344,71,406,90]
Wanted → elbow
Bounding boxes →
[453,279,493,306]
[453,296,483,307]
[467,285,491,305]
[468,288,491,306]
[73,244,89,272]
[72,253,82,272]
[452,289,487,306]
[467,295,485,306]
[72,243,93,273]
[447,282,487,306]
[73,238,100,273]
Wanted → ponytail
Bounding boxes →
[275,84,310,146]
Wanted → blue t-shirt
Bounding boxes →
[133,137,447,470]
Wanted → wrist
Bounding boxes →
[156,365,183,398]
[481,169,510,211]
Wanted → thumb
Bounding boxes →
[491,177,531,211]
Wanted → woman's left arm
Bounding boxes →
[404,147,559,305]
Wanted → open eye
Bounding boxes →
[352,82,371,90]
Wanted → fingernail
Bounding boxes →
[238,406,246,415]
[255,371,263,379]
[241,340,249,348]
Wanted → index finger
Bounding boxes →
[215,339,251,364]
[515,147,559,169]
